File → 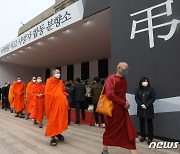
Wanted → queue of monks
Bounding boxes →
[0,63,139,154]
[9,76,45,127]
[1,69,68,146]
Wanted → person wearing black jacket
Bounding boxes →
[91,77,105,128]
[73,78,86,124]
[135,77,156,145]
[65,81,74,125]
[1,83,10,110]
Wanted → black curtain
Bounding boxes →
[98,59,108,78]
[81,62,89,80]
[45,69,51,81]
[67,65,74,81]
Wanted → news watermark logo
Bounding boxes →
[149,141,179,149]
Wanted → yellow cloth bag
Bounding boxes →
[96,76,115,116]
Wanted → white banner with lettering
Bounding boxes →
[0,0,84,57]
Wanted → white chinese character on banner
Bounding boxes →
[130,0,180,48]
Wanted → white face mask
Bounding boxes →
[142,81,148,87]
[55,73,60,79]
[17,79,21,83]
[37,79,42,83]
[32,79,36,83]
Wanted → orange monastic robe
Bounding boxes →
[8,85,15,109]
[26,81,36,114]
[31,83,45,123]
[13,82,26,113]
[45,77,68,136]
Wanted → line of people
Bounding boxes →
[0,82,11,111]
[0,63,156,153]
[0,69,106,146]
[1,76,45,128]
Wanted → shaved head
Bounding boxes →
[116,62,129,77]
[52,69,61,79]
[31,76,36,81]
[52,69,60,75]
[117,62,129,70]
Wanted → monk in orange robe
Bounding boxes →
[45,69,68,146]
[8,84,15,112]
[13,76,26,118]
[25,77,37,119]
[31,76,45,128]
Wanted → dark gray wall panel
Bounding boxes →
[83,0,110,18]
[110,0,180,99]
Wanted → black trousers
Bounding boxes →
[93,104,105,124]
[2,97,10,109]
[75,101,85,122]
[139,118,153,140]
[68,108,71,124]
[4,99,10,109]
[2,98,5,109]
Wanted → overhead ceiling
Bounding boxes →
[0,9,111,69]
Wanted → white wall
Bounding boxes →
[0,62,43,87]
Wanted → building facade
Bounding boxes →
[0,0,180,141]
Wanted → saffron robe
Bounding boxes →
[8,85,15,109]
[26,81,36,114]
[31,83,45,123]
[45,77,68,136]
[13,82,26,113]
[103,74,138,150]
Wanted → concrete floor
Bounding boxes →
[0,108,179,154]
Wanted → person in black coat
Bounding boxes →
[1,83,10,110]
[135,77,156,145]
[91,77,105,128]
[65,81,74,125]
[73,78,86,124]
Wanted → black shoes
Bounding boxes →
[140,137,152,145]
[140,137,145,142]
[147,139,152,145]
[14,114,19,117]
[33,120,38,124]
[102,150,109,154]
[50,139,57,146]
[56,134,64,141]
[39,124,43,128]
[75,121,80,124]
[25,115,30,120]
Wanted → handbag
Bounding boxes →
[96,76,115,116]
